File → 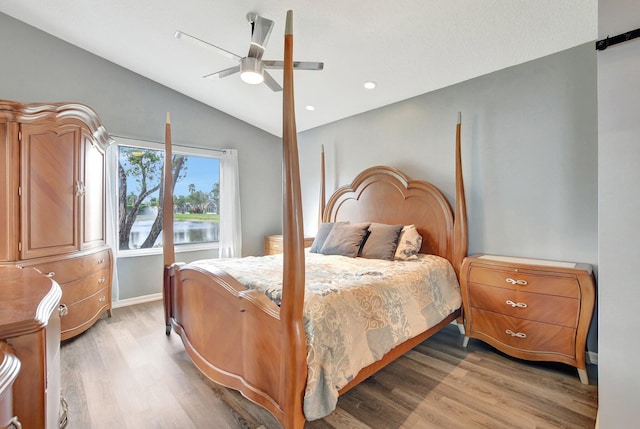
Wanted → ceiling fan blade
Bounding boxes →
[263,60,324,71]
[203,65,241,79]
[247,15,274,60]
[262,71,282,92]
[174,30,242,62]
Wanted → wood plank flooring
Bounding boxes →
[60,300,598,429]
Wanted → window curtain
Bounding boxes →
[105,143,120,301]
[218,149,242,258]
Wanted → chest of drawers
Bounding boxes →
[17,247,112,340]
[460,254,596,384]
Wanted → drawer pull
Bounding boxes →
[505,300,528,308]
[506,277,528,286]
[99,296,106,302]
[58,304,69,318]
[98,277,106,284]
[45,271,55,278]
[8,416,22,429]
[98,258,105,264]
[505,329,527,338]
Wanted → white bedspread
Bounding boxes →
[191,252,461,420]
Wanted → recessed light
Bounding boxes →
[364,81,377,90]
[305,105,316,111]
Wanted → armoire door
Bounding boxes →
[80,132,107,249]
[20,122,80,259]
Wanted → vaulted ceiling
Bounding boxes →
[0,1,597,136]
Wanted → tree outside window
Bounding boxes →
[118,145,220,250]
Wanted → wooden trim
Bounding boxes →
[318,145,325,226]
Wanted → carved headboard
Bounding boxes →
[323,166,454,262]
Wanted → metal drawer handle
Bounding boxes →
[98,277,106,284]
[58,304,69,318]
[8,416,22,429]
[98,258,105,264]
[44,271,55,278]
[505,300,528,308]
[505,329,527,338]
[99,296,106,302]
[75,180,86,196]
[506,277,528,286]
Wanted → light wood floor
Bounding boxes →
[61,300,598,429]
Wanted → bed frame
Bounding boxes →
[162,11,467,429]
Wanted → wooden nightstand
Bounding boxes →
[264,235,314,255]
[460,254,596,384]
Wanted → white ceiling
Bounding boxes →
[0,1,597,137]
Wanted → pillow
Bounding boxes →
[309,222,337,253]
[394,225,423,260]
[319,222,371,257]
[359,223,404,260]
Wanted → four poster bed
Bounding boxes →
[162,10,468,429]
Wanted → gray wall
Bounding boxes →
[597,1,640,426]
[0,12,283,300]
[298,43,598,353]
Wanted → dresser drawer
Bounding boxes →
[468,283,580,328]
[24,249,111,284]
[467,265,580,298]
[60,269,110,305]
[61,286,110,337]
[469,308,577,358]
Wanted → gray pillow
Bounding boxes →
[360,223,404,260]
[319,222,370,257]
[309,222,336,253]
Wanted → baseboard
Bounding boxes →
[112,293,162,309]
[587,351,598,365]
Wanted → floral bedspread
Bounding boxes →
[191,252,461,420]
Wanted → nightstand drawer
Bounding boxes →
[468,283,580,327]
[264,235,314,255]
[469,308,577,358]
[467,265,580,298]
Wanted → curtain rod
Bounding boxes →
[596,28,640,51]
[111,134,227,154]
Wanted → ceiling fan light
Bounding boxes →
[240,57,264,84]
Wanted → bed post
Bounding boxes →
[318,144,326,226]
[279,10,308,429]
[452,112,468,278]
[163,112,175,335]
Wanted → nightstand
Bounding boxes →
[460,254,596,384]
[264,235,314,255]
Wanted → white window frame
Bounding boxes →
[114,137,221,258]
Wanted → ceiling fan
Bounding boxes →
[175,12,324,92]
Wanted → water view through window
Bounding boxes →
[118,145,220,250]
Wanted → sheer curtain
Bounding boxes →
[105,143,120,301]
[218,149,242,258]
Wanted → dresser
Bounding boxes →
[460,254,596,384]
[0,100,113,340]
[0,265,64,428]
[263,234,314,255]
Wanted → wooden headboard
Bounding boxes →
[323,166,454,261]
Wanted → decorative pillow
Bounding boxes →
[309,222,337,253]
[320,222,371,257]
[360,223,404,260]
[394,224,423,260]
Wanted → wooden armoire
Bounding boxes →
[0,100,114,341]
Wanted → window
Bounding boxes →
[117,141,220,251]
